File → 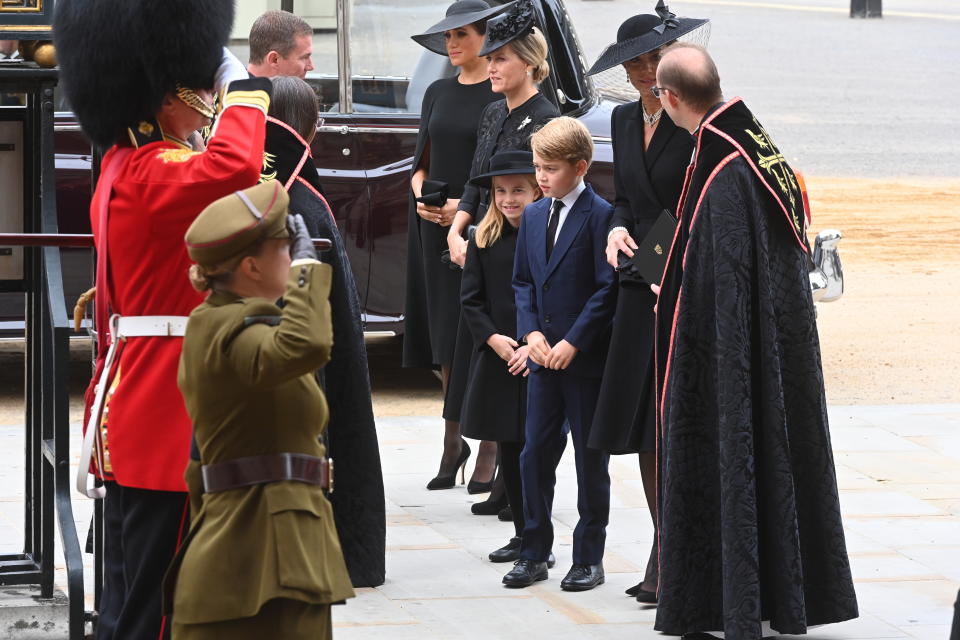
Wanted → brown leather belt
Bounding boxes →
[201,453,333,494]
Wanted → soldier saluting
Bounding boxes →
[54,1,271,637]
[167,181,353,638]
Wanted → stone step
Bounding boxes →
[0,586,70,640]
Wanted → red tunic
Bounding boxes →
[90,97,267,491]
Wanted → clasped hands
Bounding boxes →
[487,334,531,377]
[525,331,577,370]
[416,199,459,228]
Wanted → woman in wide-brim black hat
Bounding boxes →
[585,0,709,606]
[404,1,511,494]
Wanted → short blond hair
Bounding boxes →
[507,28,550,84]
[530,116,593,167]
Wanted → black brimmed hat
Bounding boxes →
[411,1,515,56]
[478,0,536,57]
[470,150,535,188]
[586,1,709,76]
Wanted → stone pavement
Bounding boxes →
[0,404,957,639]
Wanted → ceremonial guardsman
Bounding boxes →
[168,181,354,639]
[54,1,269,637]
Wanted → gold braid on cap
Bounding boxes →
[175,86,216,119]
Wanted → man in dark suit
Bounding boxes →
[505,117,617,591]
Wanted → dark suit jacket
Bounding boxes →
[513,183,616,378]
[610,103,693,240]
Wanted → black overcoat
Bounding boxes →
[589,104,693,454]
[653,99,858,638]
[457,227,526,443]
[264,117,386,587]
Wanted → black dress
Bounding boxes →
[458,226,526,442]
[588,104,693,454]
[458,92,559,219]
[443,92,558,422]
[403,76,499,368]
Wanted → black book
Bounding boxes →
[617,209,677,286]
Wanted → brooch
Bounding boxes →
[518,116,532,131]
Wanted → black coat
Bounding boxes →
[457,227,526,443]
[289,181,386,588]
[589,104,693,454]
[653,100,857,637]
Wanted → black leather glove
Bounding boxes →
[287,214,318,261]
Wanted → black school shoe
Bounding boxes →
[560,564,604,591]
[502,559,548,588]
[488,539,556,568]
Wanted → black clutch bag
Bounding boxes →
[416,179,448,207]
[616,210,677,286]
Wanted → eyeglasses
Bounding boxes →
[650,85,672,99]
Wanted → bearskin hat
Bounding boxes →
[54,0,235,147]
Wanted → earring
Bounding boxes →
[526,70,532,76]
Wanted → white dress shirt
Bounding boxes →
[550,179,586,244]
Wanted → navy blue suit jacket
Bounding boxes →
[513,183,616,378]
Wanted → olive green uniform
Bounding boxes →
[170,260,354,639]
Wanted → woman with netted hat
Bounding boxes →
[584,1,709,605]
[405,1,511,494]
[168,181,353,639]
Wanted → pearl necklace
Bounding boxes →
[642,103,663,126]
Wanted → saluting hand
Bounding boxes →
[288,214,318,262]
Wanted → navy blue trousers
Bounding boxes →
[519,369,610,565]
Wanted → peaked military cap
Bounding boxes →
[185,181,290,266]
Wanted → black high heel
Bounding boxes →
[426,439,471,490]
[467,463,497,495]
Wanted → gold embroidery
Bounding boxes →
[260,151,278,183]
[654,244,663,255]
[156,148,200,164]
[138,121,155,136]
[745,119,802,234]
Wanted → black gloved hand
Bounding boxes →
[287,213,318,261]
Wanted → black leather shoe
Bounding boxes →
[546,552,556,569]
[502,559,547,588]
[625,581,642,597]
[560,564,604,591]
[489,537,521,563]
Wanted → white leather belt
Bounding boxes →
[77,314,189,499]
[116,315,188,338]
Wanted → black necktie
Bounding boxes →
[546,199,564,259]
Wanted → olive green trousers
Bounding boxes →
[173,598,331,639]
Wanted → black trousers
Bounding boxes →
[500,432,567,539]
[97,482,189,640]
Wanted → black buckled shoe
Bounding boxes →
[502,559,548,588]
[489,537,521,563]
[560,564,604,591]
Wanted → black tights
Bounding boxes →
[499,441,525,537]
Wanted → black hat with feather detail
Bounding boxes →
[54,0,234,148]
[586,1,709,76]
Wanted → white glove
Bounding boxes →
[214,47,249,94]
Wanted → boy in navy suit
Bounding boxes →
[505,117,616,591]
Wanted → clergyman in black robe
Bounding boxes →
[653,46,858,639]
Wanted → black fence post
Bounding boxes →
[851,0,882,18]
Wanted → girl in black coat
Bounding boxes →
[457,150,550,562]
[442,1,560,505]
[584,5,709,604]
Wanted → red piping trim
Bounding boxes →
[294,176,337,224]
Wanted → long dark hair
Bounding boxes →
[268,76,319,142]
